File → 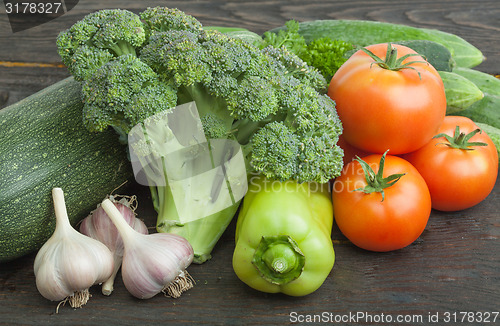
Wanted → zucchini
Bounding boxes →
[269,19,484,68]
[439,71,484,114]
[0,77,133,262]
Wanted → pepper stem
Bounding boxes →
[434,125,488,150]
[353,150,405,202]
[252,235,305,285]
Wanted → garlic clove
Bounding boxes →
[80,195,148,296]
[34,188,114,310]
[101,199,195,300]
[121,233,194,299]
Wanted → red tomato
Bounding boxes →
[404,116,498,211]
[328,43,446,155]
[337,134,371,166]
[332,153,431,252]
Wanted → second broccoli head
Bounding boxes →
[58,7,344,183]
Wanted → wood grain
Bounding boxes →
[0,0,499,70]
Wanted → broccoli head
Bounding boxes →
[71,7,343,183]
[56,9,146,81]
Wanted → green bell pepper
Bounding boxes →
[232,175,335,296]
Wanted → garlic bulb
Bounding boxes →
[34,188,114,310]
[80,195,148,296]
[101,199,195,299]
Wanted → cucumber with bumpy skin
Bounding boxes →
[439,71,484,114]
[0,77,133,262]
[458,94,500,130]
[476,122,500,160]
[394,40,455,72]
[453,67,500,96]
[268,19,484,68]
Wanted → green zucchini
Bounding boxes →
[269,19,484,68]
[439,71,484,114]
[0,77,133,262]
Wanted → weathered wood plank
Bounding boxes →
[0,0,499,72]
[0,177,498,325]
[0,66,69,108]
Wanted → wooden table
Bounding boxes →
[1,1,499,325]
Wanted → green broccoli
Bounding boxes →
[58,7,344,263]
[81,54,177,139]
[56,9,146,80]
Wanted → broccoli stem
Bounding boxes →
[232,119,264,144]
[152,138,243,264]
[177,85,234,133]
[155,170,241,264]
[109,41,138,57]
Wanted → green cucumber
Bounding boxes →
[203,26,249,33]
[395,40,455,72]
[475,122,500,160]
[224,30,264,47]
[453,67,500,96]
[439,71,484,114]
[458,94,500,130]
[204,26,264,47]
[269,19,484,68]
[0,77,133,262]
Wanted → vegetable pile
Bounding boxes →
[0,6,498,308]
[259,19,498,251]
[54,7,344,264]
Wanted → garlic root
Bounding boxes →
[163,270,195,298]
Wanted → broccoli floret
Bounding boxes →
[81,54,177,137]
[56,9,146,80]
[140,6,203,38]
[250,121,300,180]
[261,44,327,93]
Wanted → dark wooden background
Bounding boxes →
[1,1,499,325]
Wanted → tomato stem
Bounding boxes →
[361,43,428,79]
[353,151,405,202]
[433,126,488,150]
